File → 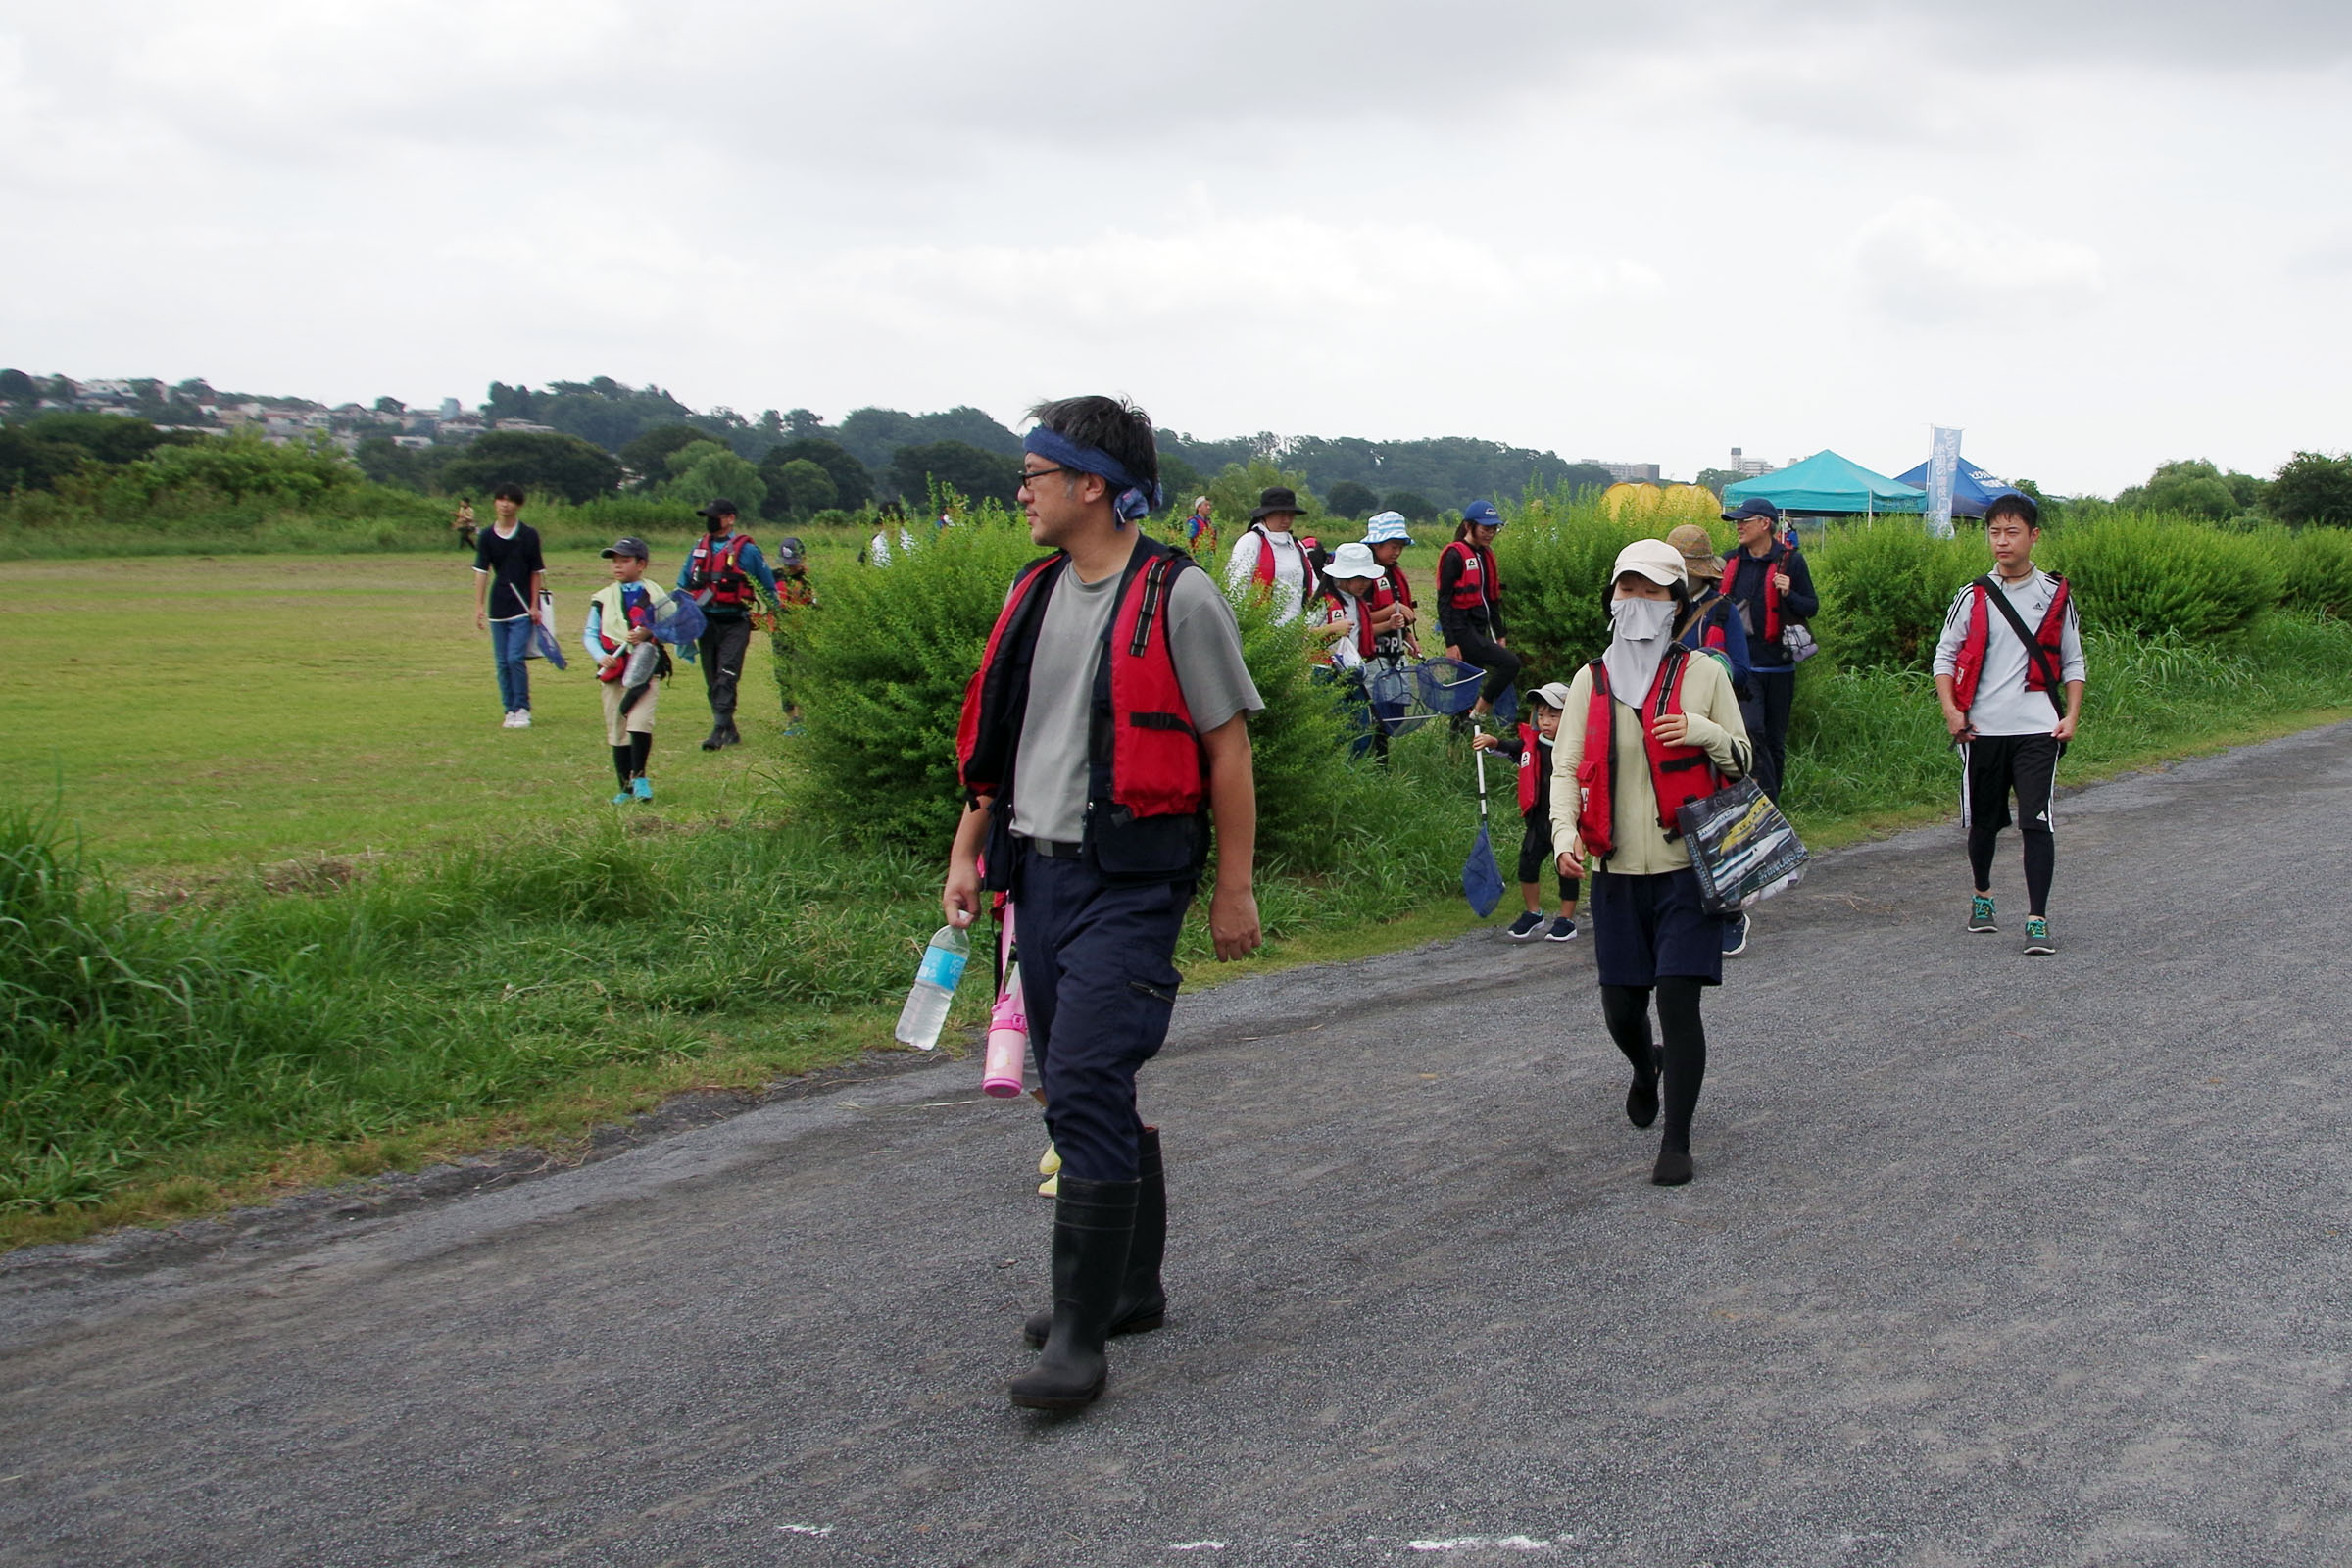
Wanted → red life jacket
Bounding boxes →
[1313,584,1376,663]
[1950,573,2072,711]
[1442,539,1500,616]
[1381,564,1415,609]
[1514,723,1546,815]
[688,532,757,608]
[594,583,659,683]
[956,538,1208,881]
[1723,544,1790,641]
[1246,524,1319,600]
[1573,648,1722,861]
[1361,569,1415,657]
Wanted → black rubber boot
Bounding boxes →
[699,725,727,751]
[1007,1175,1139,1411]
[713,718,742,749]
[1027,1127,1164,1348]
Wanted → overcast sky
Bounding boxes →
[7,1,2351,493]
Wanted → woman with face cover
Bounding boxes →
[1548,540,1755,1185]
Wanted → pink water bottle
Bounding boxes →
[983,970,1028,1098]
[983,905,1027,1098]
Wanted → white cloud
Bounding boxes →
[1849,199,2105,326]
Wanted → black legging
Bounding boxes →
[1599,979,1707,1152]
[1970,823,2054,915]
[1444,614,1521,706]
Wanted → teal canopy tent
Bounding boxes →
[1724,451,1926,515]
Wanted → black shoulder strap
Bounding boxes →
[1976,573,2065,696]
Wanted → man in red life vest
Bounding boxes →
[1718,497,1817,803]
[943,395,1262,1412]
[1932,492,2084,956]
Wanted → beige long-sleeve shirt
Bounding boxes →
[1547,653,1752,876]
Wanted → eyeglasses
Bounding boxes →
[1014,465,1070,491]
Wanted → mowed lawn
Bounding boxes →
[7,539,849,876]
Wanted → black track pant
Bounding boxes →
[1599,979,1707,1152]
[698,615,753,725]
[1445,614,1521,706]
[1963,733,2062,915]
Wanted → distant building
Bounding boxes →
[1730,446,1775,478]
[1600,462,1661,484]
[492,418,556,434]
[439,398,462,420]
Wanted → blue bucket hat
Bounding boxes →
[1462,499,1505,529]
[1362,511,1412,545]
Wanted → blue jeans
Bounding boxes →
[490,617,533,712]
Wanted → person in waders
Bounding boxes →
[1550,540,1754,1186]
[677,499,781,750]
[1666,521,1757,957]
[1718,496,1815,802]
[943,395,1263,1412]
[1932,492,2084,956]
[1437,499,1520,731]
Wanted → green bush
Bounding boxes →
[1807,521,1983,671]
[1488,488,1651,681]
[2265,526,2352,619]
[2042,513,2282,640]
[782,508,1369,869]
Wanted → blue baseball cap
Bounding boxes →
[1462,499,1505,529]
[1721,497,1782,524]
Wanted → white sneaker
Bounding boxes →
[513,710,531,728]
[500,710,519,728]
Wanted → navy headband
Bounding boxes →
[1023,426,1163,526]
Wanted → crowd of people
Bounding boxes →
[459,410,2087,1415]
[922,398,2086,1413]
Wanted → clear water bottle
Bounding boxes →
[893,923,970,1051]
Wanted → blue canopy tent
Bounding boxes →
[1892,456,2025,520]
[1724,450,1926,515]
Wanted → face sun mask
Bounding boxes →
[1609,595,1677,642]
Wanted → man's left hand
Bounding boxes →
[1209,882,1261,961]
[2052,713,2078,741]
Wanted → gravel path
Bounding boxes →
[4,723,2348,1568]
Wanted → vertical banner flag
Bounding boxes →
[1925,425,1963,539]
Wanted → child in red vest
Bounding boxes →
[1475,681,1580,941]
[1931,493,2084,956]
[1550,540,1754,1186]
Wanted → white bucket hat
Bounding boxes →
[1362,512,1412,545]
[1323,541,1381,584]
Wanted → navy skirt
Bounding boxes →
[1589,866,1722,987]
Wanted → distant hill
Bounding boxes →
[5,369,1607,509]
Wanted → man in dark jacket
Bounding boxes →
[1718,498,1817,803]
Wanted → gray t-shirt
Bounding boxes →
[1010,562,1262,842]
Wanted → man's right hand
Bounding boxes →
[942,857,981,930]
[1943,706,1974,741]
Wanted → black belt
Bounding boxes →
[1019,836,1085,859]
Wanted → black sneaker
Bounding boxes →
[1505,910,1544,940]
[1721,912,1749,957]
[1544,917,1579,942]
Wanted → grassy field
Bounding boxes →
[5,543,2347,1250]
[4,534,867,877]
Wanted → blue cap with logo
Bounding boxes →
[1462,499,1505,529]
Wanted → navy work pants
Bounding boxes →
[699,614,753,723]
[1012,846,1195,1183]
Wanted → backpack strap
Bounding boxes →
[1975,573,2066,697]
